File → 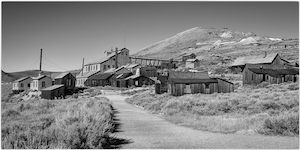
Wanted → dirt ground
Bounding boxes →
[99,92,299,149]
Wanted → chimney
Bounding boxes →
[81,58,84,76]
[115,47,118,68]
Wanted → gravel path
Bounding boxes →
[101,92,299,149]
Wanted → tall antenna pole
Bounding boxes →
[115,47,118,68]
[39,48,42,72]
[81,58,84,76]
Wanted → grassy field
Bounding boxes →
[125,82,299,136]
[1,96,116,149]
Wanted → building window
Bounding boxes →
[205,83,209,89]
[42,81,45,88]
[112,65,114,68]
[252,74,254,80]
[28,83,30,87]
[67,79,71,86]
[108,65,110,69]
[104,65,107,70]
[96,65,98,70]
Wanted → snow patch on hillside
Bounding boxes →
[220,31,232,38]
[240,37,257,45]
[269,38,283,41]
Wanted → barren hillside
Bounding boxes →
[132,27,299,73]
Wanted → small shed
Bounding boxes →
[186,59,200,68]
[243,64,299,85]
[125,74,155,87]
[54,72,76,90]
[41,84,65,100]
[12,77,32,94]
[168,71,234,96]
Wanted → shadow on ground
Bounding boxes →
[104,108,133,149]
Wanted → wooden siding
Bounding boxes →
[13,78,32,91]
[217,79,234,93]
[127,76,155,87]
[30,77,52,91]
[41,86,65,100]
[54,73,76,90]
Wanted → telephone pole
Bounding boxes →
[39,48,42,71]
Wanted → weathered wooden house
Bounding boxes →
[125,74,155,87]
[229,53,289,73]
[140,66,158,77]
[41,84,65,100]
[110,72,133,87]
[168,71,234,96]
[54,72,76,91]
[30,75,52,91]
[243,64,299,85]
[185,59,200,68]
[12,77,32,94]
[76,47,130,87]
[85,73,113,87]
[182,53,196,62]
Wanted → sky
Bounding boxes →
[2,2,299,72]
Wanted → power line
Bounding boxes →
[26,57,40,70]
[42,56,67,71]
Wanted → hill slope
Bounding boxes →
[1,70,17,83]
[133,27,299,72]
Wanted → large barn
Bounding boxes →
[243,64,299,85]
[167,71,234,96]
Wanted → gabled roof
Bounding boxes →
[76,70,101,78]
[41,84,64,91]
[246,64,299,77]
[85,48,129,65]
[104,68,116,73]
[14,77,31,82]
[54,72,71,79]
[89,73,113,80]
[186,59,198,62]
[123,64,140,69]
[170,78,218,84]
[32,75,49,80]
[230,53,279,67]
[168,71,210,80]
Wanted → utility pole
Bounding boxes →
[115,47,118,68]
[81,58,84,76]
[39,48,42,71]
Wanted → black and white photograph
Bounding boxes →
[1,1,299,149]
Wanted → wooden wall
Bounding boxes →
[217,79,234,93]
[55,73,76,90]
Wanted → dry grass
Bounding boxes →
[125,82,299,136]
[1,97,115,149]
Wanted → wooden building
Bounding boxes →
[30,75,52,91]
[110,72,133,87]
[182,53,196,62]
[168,71,234,96]
[125,74,155,87]
[76,47,130,87]
[185,59,200,68]
[12,77,32,94]
[229,53,289,73]
[41,84,65,100]
[243,64,299,85]
[85,73,113,87]
[54,72,76,90]
[140,66,158,77]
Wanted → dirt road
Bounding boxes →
[101,92,299,149]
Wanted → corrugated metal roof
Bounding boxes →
[14,77,31,82]
[168,71,210,80]
[54,72,70,79]
[186,59,198,62]
[41,84,64,91]
[32,75,48,80]
[85,48,128,65]
[76,70,101,78]
[230,53,278,67]
[88,73,113,80]
[246,64,299,77]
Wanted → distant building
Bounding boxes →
[12,77,32,94]
[30,75,52,91]
[76,48,130,87]
[182,53,196,62]
[54,72,76,94]
[185,59,200,68]
[229,53,289,73]
[167,71,234,96]
[243,64,299,85]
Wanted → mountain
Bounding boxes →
[133,27,299,72]
[1,69,82,83]
[1,70,17,83]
